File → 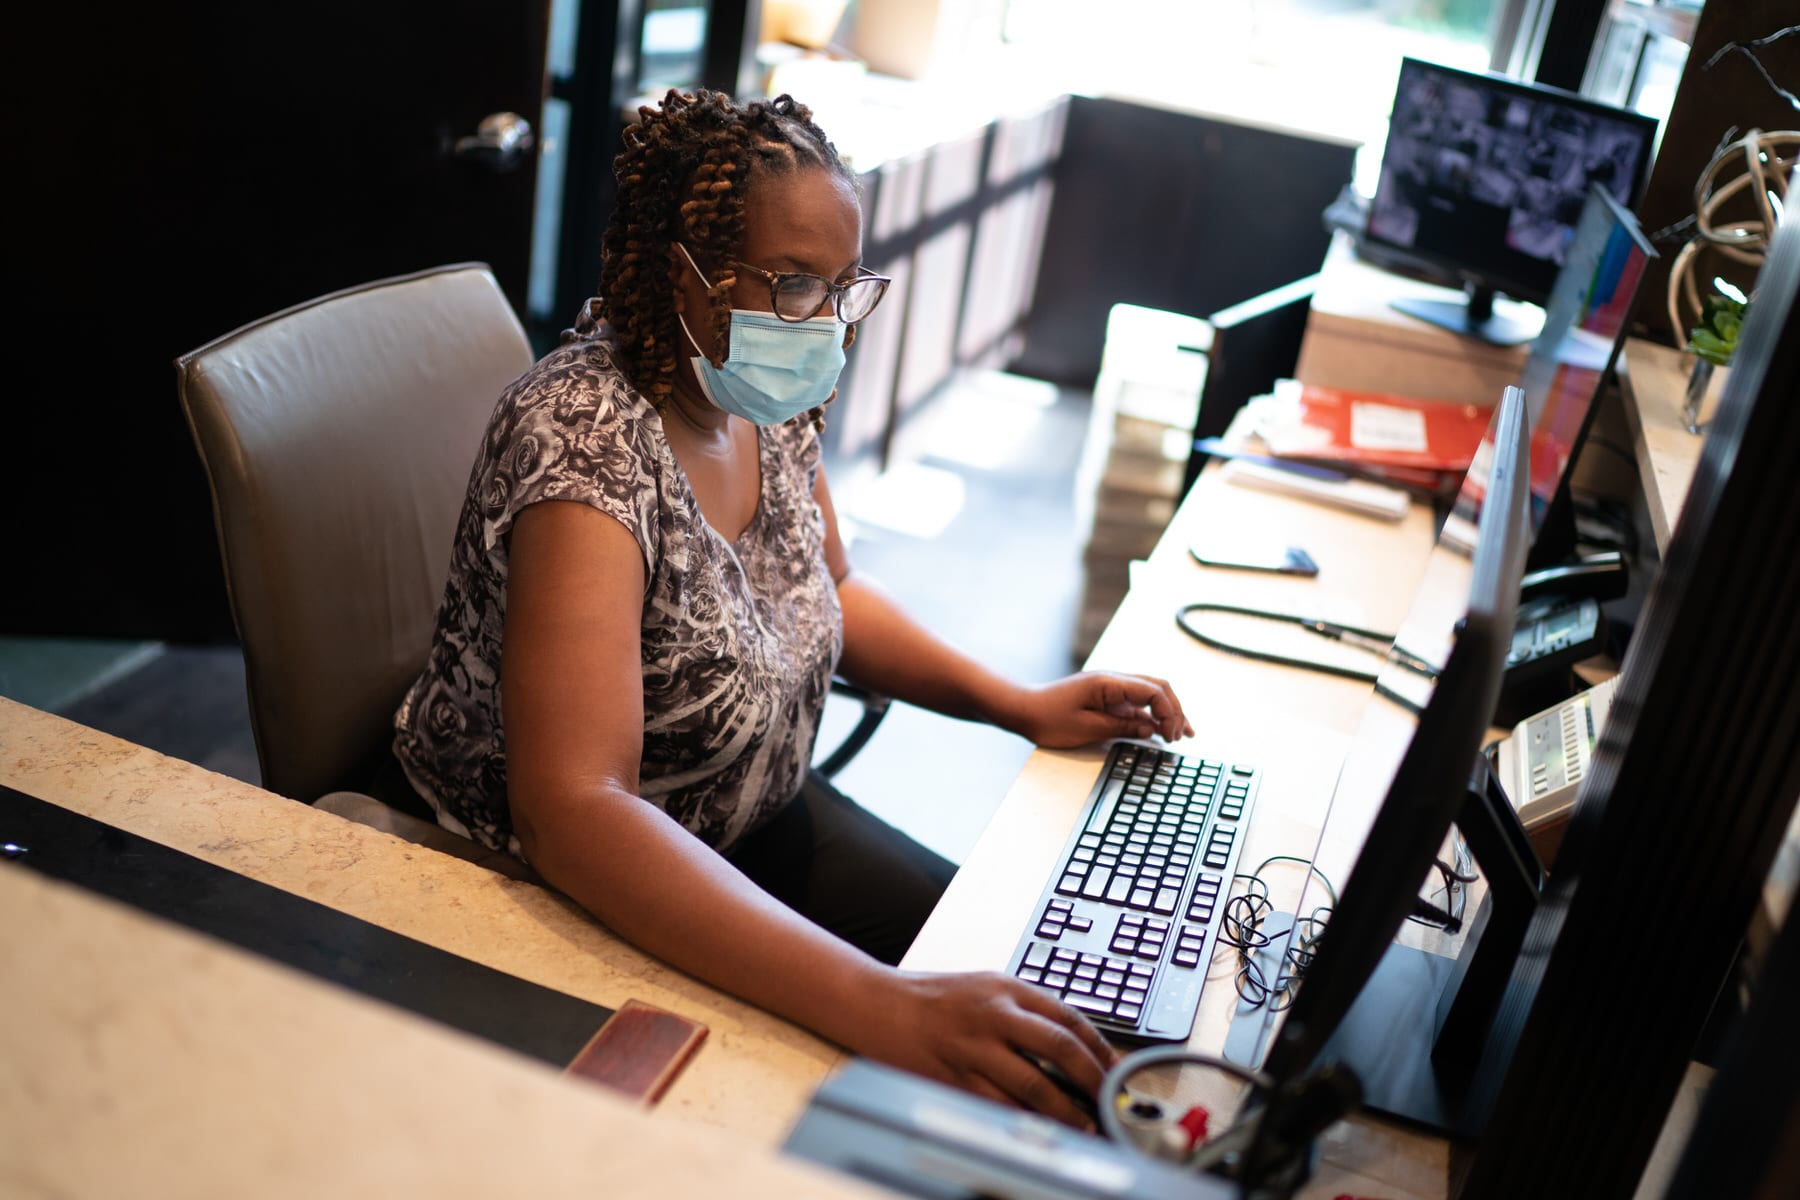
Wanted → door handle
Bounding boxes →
[454,112,535,171]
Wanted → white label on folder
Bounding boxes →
[1350,402,1428,452]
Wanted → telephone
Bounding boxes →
[1490,675,1621,833]
[1495,551,1627,726]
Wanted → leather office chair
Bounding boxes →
[177,263,532,870]
[177,263,884,871]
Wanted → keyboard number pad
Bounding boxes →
[1015,940,1155,1028]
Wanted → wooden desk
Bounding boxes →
[0,696,841,1146]
[1614,337,1711,554]
[905,425,1451,1199]
[0,865,881,1199]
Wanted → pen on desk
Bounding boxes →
[1191,437,1352,483]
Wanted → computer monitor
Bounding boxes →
[1454,170,1800,1198]
[1516,183,1656,569]
[1365,58,1658,346]
[1240,385,1532,1135]
[1441,183,1657,568]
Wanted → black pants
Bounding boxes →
[727,771,957,966]
[372,751,953,965]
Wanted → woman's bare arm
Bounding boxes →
[500,499,1113,1125]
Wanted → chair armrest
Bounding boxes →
[816,677,892,779]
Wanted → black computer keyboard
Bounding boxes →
[1004,741,1260,1043]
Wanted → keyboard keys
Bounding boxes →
[1066,993,1113,1017]
[1010,744,1260,1038]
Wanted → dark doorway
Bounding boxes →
[9,3,552,641]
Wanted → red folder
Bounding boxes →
[1260,380,1494,474]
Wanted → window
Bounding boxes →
[999,0,1510,193]
[1583,0,1703,144]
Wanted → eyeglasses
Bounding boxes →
[678,243,890,325]
[730,260,891,324]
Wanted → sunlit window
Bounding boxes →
[999,0,1505,192]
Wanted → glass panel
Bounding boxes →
[640,0,712,93]
[547,0,581,80]
[997,0,1507,195]
[528,97,572,322]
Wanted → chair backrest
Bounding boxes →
[176,264,534,802]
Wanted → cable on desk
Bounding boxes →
[1175,603,1397,685]
[1218,856,1338,1013]
[1409,831,1474,933]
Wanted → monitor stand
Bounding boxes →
[1391,284,1542,347]
[1226,756,1545,1138]
[1313,755,1544,1136]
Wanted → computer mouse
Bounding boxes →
[1017,1051,1101,1125]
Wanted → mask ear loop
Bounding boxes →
[674,241,736,370]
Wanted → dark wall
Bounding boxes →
[1012,95,1358,386]
[6,3,547,643]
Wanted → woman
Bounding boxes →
[390,89,1193,1125]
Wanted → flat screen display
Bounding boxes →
[1367,58,1657,306]
[1443,183,1655,552]
[1251,389,1531,1126]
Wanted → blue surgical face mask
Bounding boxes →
[675,244,846,426]
[678,309,845,426]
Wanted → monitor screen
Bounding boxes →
[1248,386,1531,1127]
[1441,183,1656,559]
[1365,58,1657,343]
[1517,183,1656,565]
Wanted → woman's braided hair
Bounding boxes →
[598,89,856,429]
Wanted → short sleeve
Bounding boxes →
[472,343,663,578]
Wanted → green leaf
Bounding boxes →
[1690,329,1733,365]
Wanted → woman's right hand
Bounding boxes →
[845,969,1118,1129]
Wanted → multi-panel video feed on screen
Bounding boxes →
[1368,58,1656,301]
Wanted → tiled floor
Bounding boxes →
[1,369,1096,865]
[822,370,1093,862]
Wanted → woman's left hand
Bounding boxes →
[1008,671,1195,749]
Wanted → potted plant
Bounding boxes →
[1683,283,1747,432]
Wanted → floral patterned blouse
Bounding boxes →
[392,304,843,857]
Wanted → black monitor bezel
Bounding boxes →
[1365,57,1659,308]
[1258,385,1531,1089]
